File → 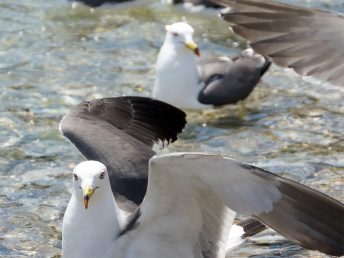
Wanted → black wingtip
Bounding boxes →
[61,96,187,149]
[118,96,187,147]
[60,96,186,205]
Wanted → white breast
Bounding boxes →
[153,44,209,109]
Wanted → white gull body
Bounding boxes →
[62,154,344,258]
[153,22,208,109]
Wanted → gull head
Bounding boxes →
[164,22,200,56]
[72,160,110,210]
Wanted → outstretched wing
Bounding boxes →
[197,50,270,106]
[136,153,343,257]
[215,0,344,86]
[60,97,186,205]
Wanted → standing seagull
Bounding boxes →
[214,0,344,87]
[153,22,271,109]
[62,153,344,258]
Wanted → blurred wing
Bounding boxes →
[215,0,344,86]
[60,97,186,205]
[141,153,344,256]
[197,54,270,105]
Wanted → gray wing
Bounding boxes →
[215,0,344,86]
[147,153,344,256]
[60,96,186,205]
[197,51,270,106]
[242,162,344,256]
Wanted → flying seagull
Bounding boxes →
[214,0,344,87]
[62,153,344,258]
[59,96,186,208]
[153,22,271,109]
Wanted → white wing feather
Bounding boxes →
[127,153,344,257]
[123,153,282,258]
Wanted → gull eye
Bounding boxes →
[172,32,179,37]
[73,174,78,180]
[99,171,105,179]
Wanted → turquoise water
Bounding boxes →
[0,0,343,257]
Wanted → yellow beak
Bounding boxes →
[82,186,96,210]
[185,41,200,56]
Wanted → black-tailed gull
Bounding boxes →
[153,22,270,109]
[62,153,344,258]
[60,96,268,250]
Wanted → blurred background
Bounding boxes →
[0,0,343,257]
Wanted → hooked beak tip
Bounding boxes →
[194,48,200,56]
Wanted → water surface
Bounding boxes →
[0,0,343,257]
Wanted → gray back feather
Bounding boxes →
[197,54,270,106]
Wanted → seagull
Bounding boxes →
[153,22,271,109]
[214,0,344,87]
[60,95,268,250]
[62,153,344,258]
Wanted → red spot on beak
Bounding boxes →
[84,195,89,210]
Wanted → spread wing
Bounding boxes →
[60,96,186,205]
[215,0,344,86]
[134,153,344,257]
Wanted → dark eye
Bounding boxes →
[73,174,78,180]
[99,171,105,179]
[172,32,179,37]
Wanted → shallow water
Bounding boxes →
[0,0,343,257]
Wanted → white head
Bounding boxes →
[63,161,120,258]
[72,160,111,210]
[164,22,200,56]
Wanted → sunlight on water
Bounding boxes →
[0,0,343,257]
